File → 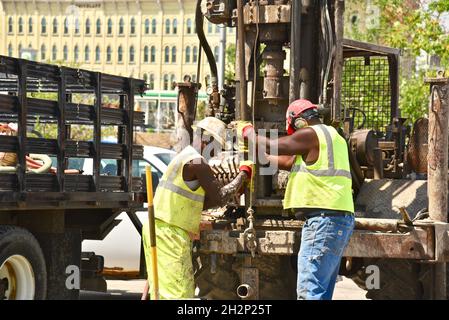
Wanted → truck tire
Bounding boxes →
[195,254,297,300]
[350,258,432,300]
[0,226,47,300]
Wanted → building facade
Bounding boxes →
[0,0,235,91]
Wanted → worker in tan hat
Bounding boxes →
[142,117,253,299]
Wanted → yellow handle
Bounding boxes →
[146,166,154,206]
[145,166,159,300]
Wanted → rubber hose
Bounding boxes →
[195,0,218,86]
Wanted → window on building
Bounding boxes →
[74,18,80,34]
[85,18,91,34]
[95,46,100,62]
[149,74,155,90]
[18,17,23,33]
[64,18,68,34]
[163,74,169,90]
[171,47,177,63]
[85,45,90,62]
[143,73,148,83]
[52,45,57,60]
[208,22,212,34]
[118,46,123,62]
[96,18,101,34]
[165,19,170,34]
[144,19,150,34]
[173,19,178,34]
[152,18,157,34]
[28,17,33,33]
[107,18,113,34]
[151,46,156,63]
[119,18,124,35]
[63,45,68,61]
[130,46,135,63]
[185,46,191,63]
[186,19,192,34]
[170,74,176,89]
[74,45,79,62]
[8,44,13,56]
[193,46,198,63]
[192,74,197,83]
[41,44,46,60]
[18,44,22,56]
[214,46,219,62]
[164,46,169,63]
[52,18,58,34]
[215,24,220,34]
[144,46,149,63]
[8,17,13,33]
[107,46,112,62]
[41,17,47,34]
[130,18,136,34]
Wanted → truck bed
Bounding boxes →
[0,55,146,210]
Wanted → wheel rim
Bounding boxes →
[0,255,35,300]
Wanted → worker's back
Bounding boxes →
[284,124,354,213]
[153,145,206,235]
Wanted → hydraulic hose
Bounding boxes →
[195,0,218,86]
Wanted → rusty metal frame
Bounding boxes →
[199,219,449,261]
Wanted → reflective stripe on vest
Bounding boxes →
[153,146,206,234]
[157,149,205,203]
[283,124,354,213]
[157,180,205,203]
[291,125,352,180]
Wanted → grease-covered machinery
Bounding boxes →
[177,0,449,300]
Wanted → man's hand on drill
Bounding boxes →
[236,121,254,153]
[239,160,254,179]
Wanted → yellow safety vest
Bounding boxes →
[154,146,206,235]
[284,124,354,213]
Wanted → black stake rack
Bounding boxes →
[0,55,146,209]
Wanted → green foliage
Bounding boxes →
[196,101,207,120]
[225,44,236,83]
[399,72,429,121]
[345,0,449,123]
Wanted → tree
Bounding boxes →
[345,0,449,122]
[225,43,236,83]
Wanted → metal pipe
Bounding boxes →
[332,0,345,124]
[236,284,254,299]
[373,147,384,180]
[219,24,227,90]
[195,0,218,85]
[427,78,449,300]
[428,81,448,222]
[236,0,248,120]
[289,0,302,104]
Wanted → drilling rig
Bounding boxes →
[175,0,449,300]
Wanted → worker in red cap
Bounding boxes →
[238,99,355,300]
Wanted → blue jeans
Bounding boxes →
[297,211,355,300]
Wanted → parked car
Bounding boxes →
[81,146,175,273]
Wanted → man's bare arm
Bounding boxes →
[266,154,296,171]
[247,127,317,156]
[187,160,248,209]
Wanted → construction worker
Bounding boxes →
[142,117,253,300]
[238,99,355,300]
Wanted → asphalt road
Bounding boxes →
[80,277,368,300]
